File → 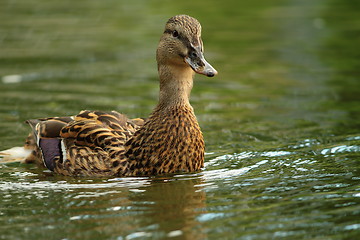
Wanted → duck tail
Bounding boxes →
[0,123,40,164]
[0,146,33,164]
[1,117,71,170]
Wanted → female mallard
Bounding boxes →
[0,15,217,176]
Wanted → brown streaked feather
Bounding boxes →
[25,110,142,176]
[124,105,204,176]
[54,145,128,176]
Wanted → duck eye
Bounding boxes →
[172,30,179,38]
[191,52,198,58]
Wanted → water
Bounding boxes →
[1,0,359,239]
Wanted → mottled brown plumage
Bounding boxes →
[11,15,218,176]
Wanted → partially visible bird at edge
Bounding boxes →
[0,15,218,177]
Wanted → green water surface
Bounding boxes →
[1,0,359,239]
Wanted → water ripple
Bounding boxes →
[0,177,150,192]
[203,160,268,181]
[320,145,360,156]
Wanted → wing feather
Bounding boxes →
[25,110,142,176]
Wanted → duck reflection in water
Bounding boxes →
[60,176,207,239]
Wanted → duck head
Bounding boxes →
[156,15,218,77]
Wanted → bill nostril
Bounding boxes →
[207,72,215,77]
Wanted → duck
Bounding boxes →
[0,15,218,177]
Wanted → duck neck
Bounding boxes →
[157,64,195,109]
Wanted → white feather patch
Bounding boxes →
[61,139,67,162]
[0,147,32,163]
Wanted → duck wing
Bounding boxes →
[27,110,144,176]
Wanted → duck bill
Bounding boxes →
[185,50,218,77]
